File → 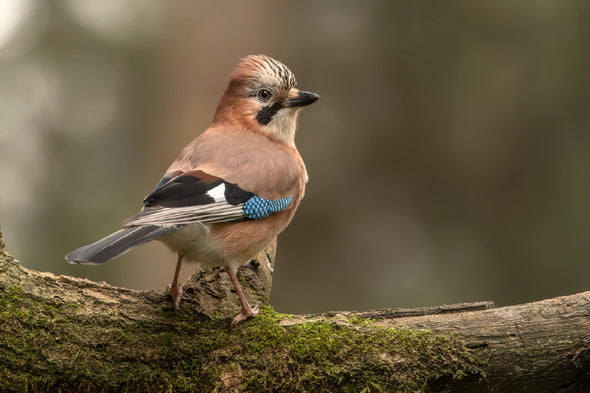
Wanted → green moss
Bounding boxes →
[229,309,483,392]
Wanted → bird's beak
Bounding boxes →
[283,91,320,108]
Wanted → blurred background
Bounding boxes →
[1,1,589,314]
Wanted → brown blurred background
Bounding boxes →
[1,1,589,314]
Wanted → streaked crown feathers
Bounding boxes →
[230,54,297,92]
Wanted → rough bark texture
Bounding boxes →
[0,229,589,392]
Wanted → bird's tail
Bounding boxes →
[65,225,178,264]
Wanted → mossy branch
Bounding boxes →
[0,230,589,392]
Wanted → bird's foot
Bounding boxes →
[165,282,183,311]
[231,304,260,328]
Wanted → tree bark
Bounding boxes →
[0,230,588,392]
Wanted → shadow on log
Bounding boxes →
[0,229,588,392]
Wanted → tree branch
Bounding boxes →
[0,229,588,392]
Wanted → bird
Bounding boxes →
[65,54,319,327]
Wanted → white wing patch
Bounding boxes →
[206,183,227,203]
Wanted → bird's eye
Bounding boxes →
[256,89,272,102]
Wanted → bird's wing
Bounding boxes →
[122,170,294,226]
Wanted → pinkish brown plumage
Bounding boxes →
[66,55,319,326]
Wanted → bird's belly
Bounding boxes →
[158,223,225,267]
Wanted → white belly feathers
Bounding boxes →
[158,223,225,267]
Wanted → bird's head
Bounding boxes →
[212,55,319,146]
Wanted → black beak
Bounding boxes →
[283,91,320,108]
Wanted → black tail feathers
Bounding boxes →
[65,225,177,264]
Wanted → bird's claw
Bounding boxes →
[166,282,183,311]
[231,304,260,328]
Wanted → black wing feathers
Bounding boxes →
[143,171,223,208]
[143,170,255,209]
[224,182,254,205]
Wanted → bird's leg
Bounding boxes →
[224,265,260,327]
[166,252,184,310]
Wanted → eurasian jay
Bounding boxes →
[65,54,319,326]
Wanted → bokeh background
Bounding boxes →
[1,1,589,314]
